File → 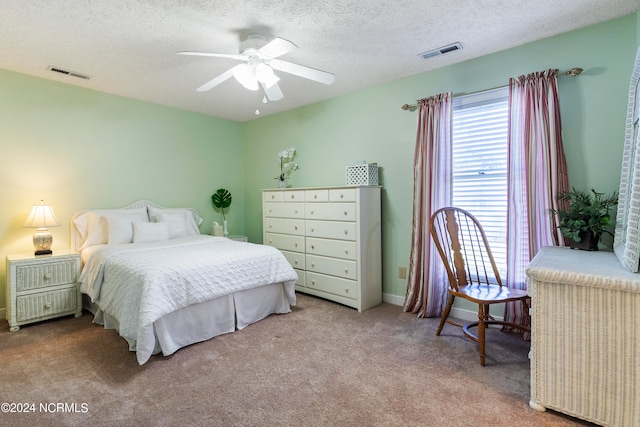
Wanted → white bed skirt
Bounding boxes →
[84,282,292,364]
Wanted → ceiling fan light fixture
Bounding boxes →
[232,63,258,90]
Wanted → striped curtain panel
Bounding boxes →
[505,69,569,330]
[403,93,453,317]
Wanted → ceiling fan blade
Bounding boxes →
[269,59,335,85]
[261,81,284,101]
[258,37,297,59]
[177,51,246,61]
[195,66,239,92]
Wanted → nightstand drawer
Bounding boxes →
[16,286,78,322]
[16,260,78,291]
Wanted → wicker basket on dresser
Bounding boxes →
[6,250,82,331]
[263,185,381,312]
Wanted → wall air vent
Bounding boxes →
[418,42,463,60]
[47,66,91,80]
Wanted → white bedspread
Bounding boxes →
[79,235,297,358]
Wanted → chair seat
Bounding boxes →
[454,284,529,304]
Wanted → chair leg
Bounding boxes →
[478,304,486,366]
[436,294,454,336]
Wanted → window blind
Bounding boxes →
[452,87,509,277]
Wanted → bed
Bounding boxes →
[71,200,297,365]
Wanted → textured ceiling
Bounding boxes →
[1,0,638,122]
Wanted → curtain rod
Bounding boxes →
[400,67,583,111]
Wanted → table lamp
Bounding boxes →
[23,200,60,255]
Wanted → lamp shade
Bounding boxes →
[23,201,59,256]
[23,201,59,229]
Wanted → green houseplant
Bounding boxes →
[211,188,232,236]
[551,188,618,251]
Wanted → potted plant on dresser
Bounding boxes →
[551,188,619,251]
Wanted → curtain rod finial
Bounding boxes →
[566,67,583,76]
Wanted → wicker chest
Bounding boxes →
[6,251,82,331]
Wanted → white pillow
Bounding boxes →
[148,206,201,235]
[107,216,135,244]
[77,208,149,250]
[78,213,108,250]
[133,221,170,243]
[154,212,190,239]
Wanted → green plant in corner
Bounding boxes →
[550,188,618,248]
[211,188,232,222]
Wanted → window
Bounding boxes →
[452,87,509,277]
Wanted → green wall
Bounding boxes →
[244,14,637,302]
[0,70,244,309]
[0,13,637,314]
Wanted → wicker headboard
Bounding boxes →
[69,200,203,251]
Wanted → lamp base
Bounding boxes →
[33,229,53,255]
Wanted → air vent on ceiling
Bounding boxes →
[47,66,91,80]
[418,42,463,60]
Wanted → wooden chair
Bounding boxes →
[429,207,530,366]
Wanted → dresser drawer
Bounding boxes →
[264,202,304,219]
[293,268,305,286]
[306,220,356,241]
[306,272,356,300]
[305,203,356,221]
[283,190,305,202]
[264,191,284,202]
[264,218,305,235]
[329,188,356,202]
[306,237,357,261]
[264,233,305,253]
[307,254,356,280]
[280,250,306,270]
[16,286,78,322]
[305,189,329,202]
[16,259,78,291]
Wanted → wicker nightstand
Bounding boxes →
[6,250,82,332]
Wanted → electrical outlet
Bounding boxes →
[398,267,407,279]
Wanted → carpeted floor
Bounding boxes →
[1,293,593,427]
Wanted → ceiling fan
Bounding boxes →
[178,34,335,102]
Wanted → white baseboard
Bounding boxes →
[382,293,405,306]
[382,293,502,322]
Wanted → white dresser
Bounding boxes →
[526,246,640,427]
[263,185,381,312]
[6,251,82,331]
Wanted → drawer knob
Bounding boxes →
[294,260,298,265]
[344,288,349,294]
[269,224,272,228]
[269,240,273,244]
[340,194,344,199]
[311,245,315,250]
[310,210,314,215]
[344,230,348,235]
[344,268,349,274]
[44,301,51,309]
[294,243,298,247]
[311,228,315,233]
[311,263,315,268]
[291,195,295,199]
[314,194,318,199]
[271,195,275,199]
[311,280,316,285]
[344,250,349,254]
[44,273,52,280]
[295,210,298,214]
[344,211,348,216]
[294,226,298,230]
